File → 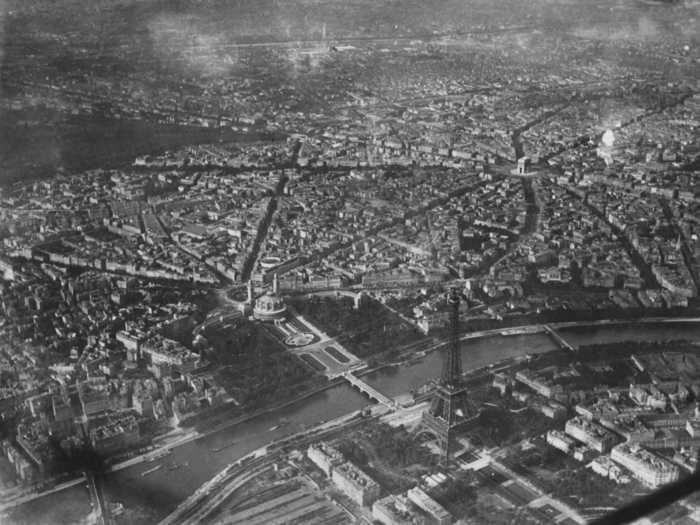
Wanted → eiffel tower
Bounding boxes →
[419,287,479,463]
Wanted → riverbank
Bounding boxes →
[7,319,700,525]
[0,377,344,515]
[160,408,370,525]
[90,316,700,474]
[355,316,700,382]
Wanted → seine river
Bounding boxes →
[7,322,700,525]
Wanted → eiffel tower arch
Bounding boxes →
[418,287,480,463]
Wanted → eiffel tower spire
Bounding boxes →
[443,287,463,388]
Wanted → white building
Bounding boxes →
[610,443,680,488]
[306,442,344,477]
[565,416,619,453]
[141,336,199,374]
[589,456,630,484]
[331,461,381,507]
[406,487,451,525]
[546,430,576,454]
[372,495,426,525]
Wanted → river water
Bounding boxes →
[7,322,700,525]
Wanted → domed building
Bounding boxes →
[253,292,287,321]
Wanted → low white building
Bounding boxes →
[565,416,619,453]
[406,487,451,525]
[546,430,576,454]
[372,495,426,525]
[306,442,344,477]
[332,461,381,507]
[610,443,680,488]
[589,456,630,484]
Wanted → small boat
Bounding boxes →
[211,440,238,453]
[148,449,172,462]
[269,419,290,432]
[141,464,163,477]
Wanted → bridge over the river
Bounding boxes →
[341,372,396,409]
[543,324,577,352]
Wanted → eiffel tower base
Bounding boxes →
[418,387,479,464]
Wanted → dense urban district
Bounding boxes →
[0,0,699,523]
